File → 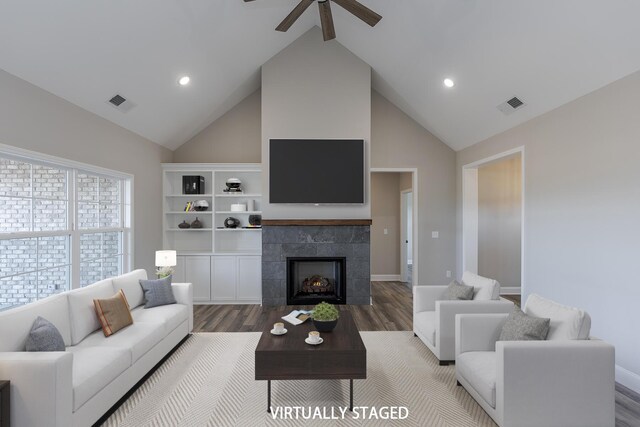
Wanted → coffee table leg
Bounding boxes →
[349,379,353,411]
[267,380,271,413]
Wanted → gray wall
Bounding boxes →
[478,155,522,288]
[173,89,261,163]
[0,68,173,276]
[456,69,640,391]
[371,172,401,275]
[371,91,457,286]
[261,27,372,219]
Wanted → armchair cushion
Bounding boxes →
[499,307,550,341]
[461,271,500,300]
[524,294,591,340]
[457,351,496,408]
[414,311,436,345]
[445,280,474,300]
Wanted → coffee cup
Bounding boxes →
[274,322,285,333]
[308,331,321,343]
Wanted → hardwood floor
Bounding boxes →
[193,282,640,426]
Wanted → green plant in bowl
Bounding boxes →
[312,302,340,332]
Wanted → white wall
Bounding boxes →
[456,69,640,392]
[0,69,173,275]
[261,27,371,219]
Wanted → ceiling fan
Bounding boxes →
[244,0,382,41]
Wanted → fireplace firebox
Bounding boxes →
[287,257,346,305]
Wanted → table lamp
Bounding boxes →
[155,250,177,278]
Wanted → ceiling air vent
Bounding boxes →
[497,96,526,115]
[107,94,136,113]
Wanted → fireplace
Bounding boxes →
[287,257,346,305]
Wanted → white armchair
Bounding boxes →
[413,272,514,364]
[455,296,615,427]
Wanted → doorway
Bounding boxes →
[462,148,524,295]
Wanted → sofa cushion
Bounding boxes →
[0,293,71,351]
[140,276,177,309]
[76,322,165,363]
[414,311,436,345]
[524,293,591,340]
[499,307,550,341]
[457,351,497,408]
[67,346,130,411]
[131,304,188,334]
[94,290,134,337]
[461,271,500,300]
[68,279,115,345]
[445,280,474,300]
[112,269,148,309]
[26,316,66,352]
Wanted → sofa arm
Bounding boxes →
[497,340,615,427]
[436,299,513,361]
[0,351,73,427]
[413,285,448,314]
[455,313,509,357]
[172,282,193,332]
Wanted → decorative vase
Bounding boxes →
[224,217,240,228]
[313,318,338,332]
[191,217,203,229]
[178,220,190,229]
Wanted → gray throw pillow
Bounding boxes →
[499,307,550,341]
[26,316,65,352]
[445,280,474,300]
[139,275,177,309]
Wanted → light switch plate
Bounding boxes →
[384,228,388,235]
[432,231,439,238]
[446,270,452,278]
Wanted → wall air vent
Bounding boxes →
[497,96,526,115]
[107,94,136,113]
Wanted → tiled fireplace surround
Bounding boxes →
[261,221,371,305]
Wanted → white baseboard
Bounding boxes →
[371,274,402,281]
[500,287,521,295]
[616,365,640,394]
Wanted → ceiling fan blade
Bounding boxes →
[318,0,336,41]
[276,0,314,32]
[332,0,381,27]
[243,0,256,2]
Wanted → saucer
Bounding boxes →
[270,328,287,336]
[305,337,323,346]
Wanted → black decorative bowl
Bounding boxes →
[313,319,338,332]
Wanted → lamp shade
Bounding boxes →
[155,250,177,267]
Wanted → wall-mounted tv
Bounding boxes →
[269,139,365,204]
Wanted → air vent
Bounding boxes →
[107,94,136,113]
[109,94,126,106]
[497,96,526,115]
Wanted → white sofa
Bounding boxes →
[0,269,193,427]
[413,271,514,364]
[455,294,615,427]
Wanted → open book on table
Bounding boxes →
[282,310,312,326]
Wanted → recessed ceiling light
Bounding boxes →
[178,76,190,86]
[443,78,455,88]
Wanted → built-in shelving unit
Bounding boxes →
[162,163,263,304]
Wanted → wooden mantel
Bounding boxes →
[261,219,372,226]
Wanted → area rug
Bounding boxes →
[102,332,495,426]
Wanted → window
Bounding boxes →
[0,150,132,310]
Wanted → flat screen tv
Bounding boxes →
[269,139,365,204]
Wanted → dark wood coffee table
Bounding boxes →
[255,311,366,412]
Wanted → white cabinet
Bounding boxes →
[237,256,262,301]
[178,255,211,302]
[211,256,237,302]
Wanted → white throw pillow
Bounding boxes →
[524,293,591,340]
[112,269,148,309]
[461,271,500,300]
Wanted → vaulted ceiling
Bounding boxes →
[2,1,640,150]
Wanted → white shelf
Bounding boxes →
[215,211,262,214]
[166,211,213,214]
[214,193,262,198]
[166,228,213,232]
[215,228,262,232]
[166,194,213,198]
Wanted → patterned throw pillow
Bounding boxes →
[499,306,550,341]
[26,316,65,351]
[445,280,474,300]
[139,275,176,309]
[93,290,134,337]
